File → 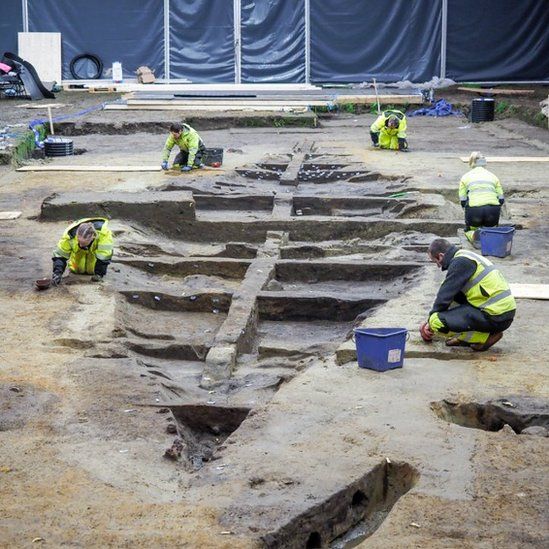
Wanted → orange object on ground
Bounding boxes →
[419,321,433,342]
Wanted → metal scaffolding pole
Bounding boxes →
[440,0,448,78]
[234,0,242,83]
[304,0,311,83]
[163,0,170,81]
[22,0,29,32]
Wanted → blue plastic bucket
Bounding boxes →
[479,226,515,258]
[354,328,408,372]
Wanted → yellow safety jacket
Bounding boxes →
[459,167,504,207]
[455,249,516,316]
[370,110,407,150]
[161,124,203,166]
[53,218,114,274]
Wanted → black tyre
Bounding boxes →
[69,54,103,80]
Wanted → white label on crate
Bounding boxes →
[506,241,512,252]
[388,349,401,363]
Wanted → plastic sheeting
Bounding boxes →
[169,0,234,82]
[0,0,23,56]
[241,0,305,83]
[310,0,442,83]
[28,0,164,79]
[5,1,547,83]
[446,0,549,82]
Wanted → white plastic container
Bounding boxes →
[112,61,123,83]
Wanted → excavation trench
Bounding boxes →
[35,141,464,535]
[431,397,549,435]
[167,404,252,468]
[260,461,419,548]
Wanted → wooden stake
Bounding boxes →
[47,106,54,135]
[373,78,381,115]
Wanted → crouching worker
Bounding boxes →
[161,123,206,172]
[420,238,515,352]
[52,218,114,285]
[370,109,408,151]
[460,152,505,245]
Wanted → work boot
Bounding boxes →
[470,332,503,352]
[445,337,471,347]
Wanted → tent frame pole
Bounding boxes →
[22,0,29,32]
[234,0,241,83]
[163,0,170,81]
[440,0,448,78]
[304,0,311,83]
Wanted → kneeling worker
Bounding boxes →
[52,218,114,285]
[370,109,408,151]
[420,238,515,351]
[161,123,206,172]
[460,152,505,244]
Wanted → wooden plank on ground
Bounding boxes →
[0,211,22,220]
[335,94,423,105]
[509,283,549,300]
[459,156,549,163]
[16,103,67,109]
[17,165,162,172]
[104,104,309,112]
[457,87,535,96]
[76,83,322,93]
[127,99,331,106]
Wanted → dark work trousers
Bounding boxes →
[438,304,514,335]
[174,143,206,167]
[464,204,501,231]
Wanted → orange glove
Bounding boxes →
[419,321,434,342]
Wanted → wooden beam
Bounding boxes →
[126,99,331,107]
[335,94,423,105]
[104,104,310,112]
[459,156,549,163]
[17,165,162,172]
[509,283,549,300]
[0,211,22,220]
[457,87,535,96]
[16,103,67,109]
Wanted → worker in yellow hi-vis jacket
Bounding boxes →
[370,109,408,151]
[52,218,114,285]
[419,238,516,352]
[161,122,206,172]
[459,151,505,244]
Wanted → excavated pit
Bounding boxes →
[168,404,252,467]
[35,138,466,533]
[431,397,549,435]
[260,461,419,548]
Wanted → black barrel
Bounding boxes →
[203,147,224,166]
[471,98,495,123]
[44,137,74,157]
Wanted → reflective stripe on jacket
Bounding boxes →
[161,124,203,166]
[459,167,504,207]
[53,217,114,275]
[454,249,516,316]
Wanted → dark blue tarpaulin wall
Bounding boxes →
[446,0,549,81]
[0,0,23,57]
[6,1,549,83]
[310,0,442,83]
[169,0,234,82]
[28,0,164,79]
[241,0,305,83]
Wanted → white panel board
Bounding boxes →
[18,32,62,83]
[509,284,549,300]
